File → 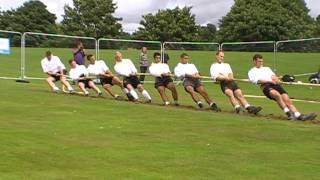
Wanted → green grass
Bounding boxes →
[0,48,320,179]
[0,80,320,179]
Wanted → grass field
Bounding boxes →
[0,48,320,179]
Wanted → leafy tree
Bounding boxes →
[0,0,57,33]
[314,15,320,36]
[197,23,217,42]
[133,7,198,42]
[0,10,14,31]
[218,0,315,41]
[61,0,122,38]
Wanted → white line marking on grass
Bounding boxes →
[244,95,320,104]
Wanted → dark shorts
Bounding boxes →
[78,79,92,89]
[220,80,240,93]
[124,76,141,89]
[154,76,173,88]
[183,78,202,92]
[100,77,114,86]
[262,83,287,100]
[49,70,67,81]
[50,74,61,81]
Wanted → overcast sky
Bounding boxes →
[1,0,319,33]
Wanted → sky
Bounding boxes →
[1,0,319,33]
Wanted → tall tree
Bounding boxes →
[315,15,320,36]
[0,10,14,31]
[197,23,217,42]
[61,0,122,38]
[0,0,57,33]
[218,0,315,41]
[133,7,198,42]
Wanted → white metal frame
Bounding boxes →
[275,38,320,76]
[163,41,220,63]
[21,32,97,79]
[221,41,276,70]
[97,38,162,60]
[0,30,23,80]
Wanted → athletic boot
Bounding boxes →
[126,93,135,101]
[53,87,60,93]
[68,87,74,93]
[297,113,317,121]
[247,106,262,115]
[307,113,318,120]
[235,107,241,114]
[97,92,103,96]
[210,103,221,112]
[145,99,152,104]
[286,111,295,120]
[114,94,123,100]
[197,102,204,109]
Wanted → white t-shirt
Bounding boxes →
[41,56,66,74]
[248,66,275,84]
[210,62,233,80]
[174,63,198,78]
[114,59,137,77]
[87,60,109,76]
[69,65,88,80]
[149,62,171,77]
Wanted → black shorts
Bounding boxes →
[183,77,202,92]
[100,77,114,86]
[50,75,60,81]
[262,83,287,100]
[124,76,141,89]
[78,79,92,89]
[50,70,67,81]
[220,80,239,93]
[154,76,173,88]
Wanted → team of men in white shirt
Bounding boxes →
[210,50,262,114]
[41,50,317,120]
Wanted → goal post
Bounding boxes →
[0,30,23,80]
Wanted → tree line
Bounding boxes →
[0,0,319,44]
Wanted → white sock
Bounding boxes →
[244,104,250,109]
[235,104,241,109]
[141,90,151,100]
[67,86,73,91]
[165,101,170,105]
[294,112,301,118]
[283,107,290,113]
[53,86,59,91]
[130,89,138,100]
[84,90,89,95]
